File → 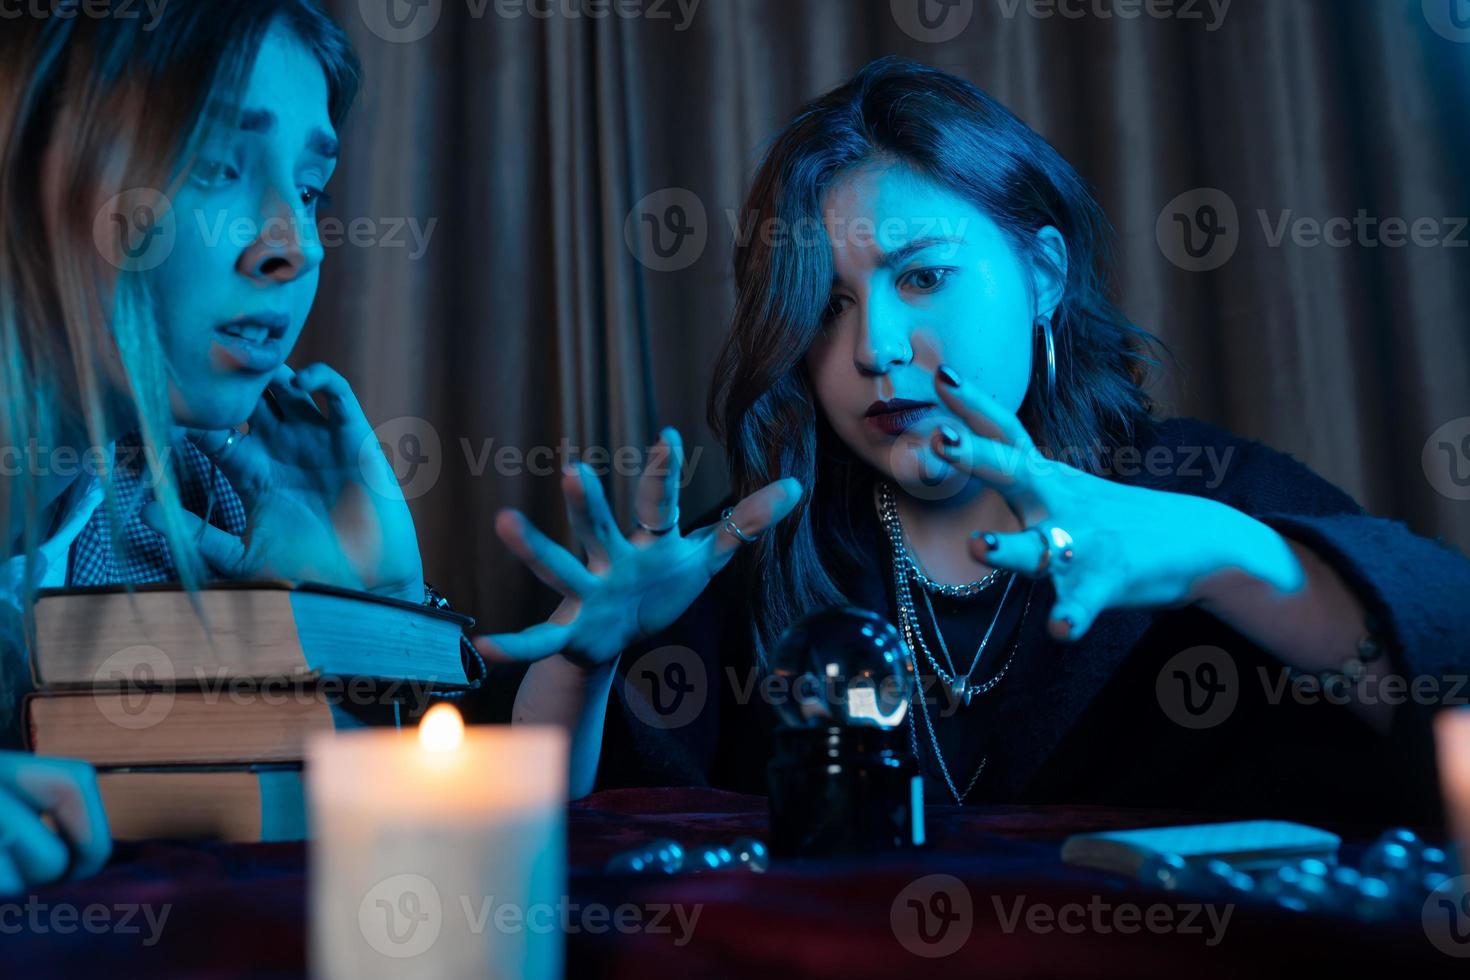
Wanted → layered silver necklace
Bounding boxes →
[877,481,1034,804]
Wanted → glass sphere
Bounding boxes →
[769,607,915,729]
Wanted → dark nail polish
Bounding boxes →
[937,424,961,447]
[982,532,999,551]
[937,365,962,388]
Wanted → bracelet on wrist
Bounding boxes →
[1279,610,1389,685]
[424,580,487,697]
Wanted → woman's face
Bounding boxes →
[151,24,335,430]
[804,159,1065,500]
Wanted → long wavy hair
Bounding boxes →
[0,2,359,725]
[709,57,1166,665]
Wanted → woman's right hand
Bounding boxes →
[0,752,111,895]
[474,428,802,668]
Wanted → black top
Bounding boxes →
[593,416,1470,826]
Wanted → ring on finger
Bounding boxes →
[719,506,760,545]
[1047,525,1076,565]
[1030,524,1076,575]
[637,507,680,536]
[1031,526,1052,574]
[209,429,247,463]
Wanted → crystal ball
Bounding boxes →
[769,607,915,729]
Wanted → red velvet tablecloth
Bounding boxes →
[2,788,1461,978]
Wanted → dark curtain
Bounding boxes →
[299,0,1470,686]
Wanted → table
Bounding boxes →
[3,788,1462,977]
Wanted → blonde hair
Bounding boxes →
[0,4,359,728]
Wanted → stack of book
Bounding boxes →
[23,582,473,842]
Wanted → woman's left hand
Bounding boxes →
[144,363,425,603]
[928,367,1302,643]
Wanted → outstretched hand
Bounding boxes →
[474,428,802,668]
[928,366,1297,642]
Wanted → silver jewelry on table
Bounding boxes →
[637,507,680,536]
[605,836,769,875]
[719,506,760,544]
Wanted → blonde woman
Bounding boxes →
[0,3,421,892]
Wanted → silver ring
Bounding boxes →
[1031,526,1052,574]
[1031,524,1075,575]
[209,429,246,463]
[637,507,680,536]
[719,506,759,545]
[1047,526,1076,565]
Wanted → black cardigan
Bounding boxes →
[594,417,1470,826]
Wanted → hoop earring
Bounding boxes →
[1035,314,1057,401]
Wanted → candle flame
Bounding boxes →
[418,703,465,753]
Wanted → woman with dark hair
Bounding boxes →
[0,3,421,891]
[489,57,1470,822]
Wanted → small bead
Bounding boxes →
[1292,874,1334,910]
[605,852,649,873]
[1259,866,1304,902]
[731,837,770,873]
[1379,828,1422,851]
[648,838,685,874]
[1198,860,1239,897]
[1362,840,1406,877]
[1421,871,1452,896]
[1352,877,1397,922]
[1137,853,1190,891]
[1226,871,1256,894]
[1419,846,1450,871]
[687,844,732,872]
[1296,858,1331,878]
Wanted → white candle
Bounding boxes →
[308,705,568,979]
[1435,706,1470,872]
